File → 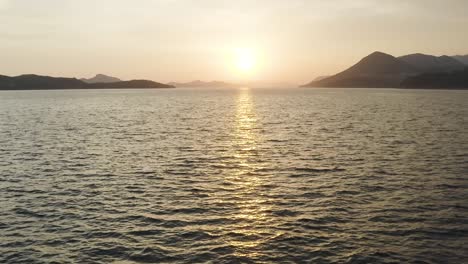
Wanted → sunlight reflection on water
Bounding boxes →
[225,88,277,255]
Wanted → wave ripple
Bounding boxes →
[1,88,468,263]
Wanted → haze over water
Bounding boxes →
[1,88,467,263]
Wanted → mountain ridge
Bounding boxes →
[399,54,465,73]
[304,51,468,88]
[303,51,417,88]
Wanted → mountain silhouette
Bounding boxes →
[0,74,174,90]
[401,67,468,89]
[399,53,465,73]
[303,51,417,88]
[452,55,468,65]
[81,74,121,84]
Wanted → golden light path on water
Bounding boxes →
[221,88,279,257]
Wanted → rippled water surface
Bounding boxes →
[1,88,468,263]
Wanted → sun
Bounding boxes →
[234,48,256,73]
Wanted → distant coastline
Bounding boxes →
[168,80,236,88]
[2,54,468,91]
[0,74,174,90]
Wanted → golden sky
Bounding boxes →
[1,0,467,84]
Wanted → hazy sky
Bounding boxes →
[1,0,467,84]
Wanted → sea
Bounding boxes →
[1,87,467,263]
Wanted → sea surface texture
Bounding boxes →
[1,88,467,263]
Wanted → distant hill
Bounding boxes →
[303,51,468,88]
[399,53,465,73]
[0,74,174,90]
[168,80,236,88]
[303,51,418,88]
[88,80,174,89]
[401,67,468,89]
[452,55,468,65]
[81,74,121,84]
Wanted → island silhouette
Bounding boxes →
[0,74,174,90]
[303,51,468,89]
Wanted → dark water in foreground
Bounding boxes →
[0,88,467,263]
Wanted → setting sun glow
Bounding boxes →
[234,48,256,73]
